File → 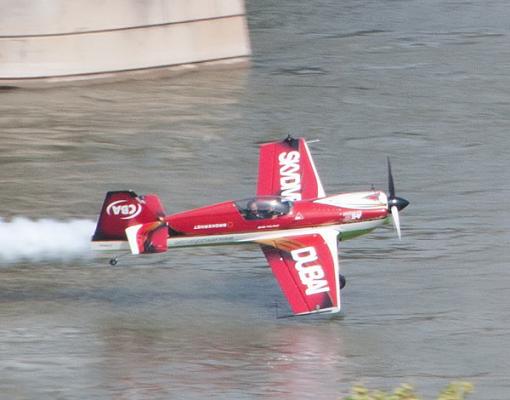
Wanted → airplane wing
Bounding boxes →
[257,229,341,315]
[257,136,326,201]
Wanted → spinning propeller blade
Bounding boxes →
[391,205,401,240]
[388,157,395,199]
[387,157,409,240]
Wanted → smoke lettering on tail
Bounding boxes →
[0,217,96,263]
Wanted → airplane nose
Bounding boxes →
[388,196,409,211]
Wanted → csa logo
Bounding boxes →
[106,200,142,220]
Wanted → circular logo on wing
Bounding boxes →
[106,200,142,220]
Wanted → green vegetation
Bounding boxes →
[344,382,473,400]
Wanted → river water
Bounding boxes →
[1,0,509,399]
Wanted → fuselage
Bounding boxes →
[91,190,389,252]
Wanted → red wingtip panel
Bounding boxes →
[257,137,326,201]
[259,229,341,315]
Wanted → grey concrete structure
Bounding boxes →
[0,0,251,87]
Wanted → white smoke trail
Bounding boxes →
[0,217,97,263]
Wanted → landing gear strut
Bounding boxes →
[339,274,346,290]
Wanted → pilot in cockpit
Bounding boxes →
[246,200,263,220]
[242,198,290,220]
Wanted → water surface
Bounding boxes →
[1,1,509,398]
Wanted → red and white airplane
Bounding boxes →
[91,136,409,316]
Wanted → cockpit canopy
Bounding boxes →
[235,196,293,220]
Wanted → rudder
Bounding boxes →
[92,191,166,242]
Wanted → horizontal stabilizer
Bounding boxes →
[125,221,168,255]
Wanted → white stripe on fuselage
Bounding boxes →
[90,219,386,253]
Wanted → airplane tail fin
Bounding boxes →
[92,191,168,252]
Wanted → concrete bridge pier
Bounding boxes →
[0,0,251,87]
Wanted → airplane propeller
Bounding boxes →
[387,157,409,240]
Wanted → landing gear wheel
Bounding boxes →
[339,274,346,290]
[109,257,118,266]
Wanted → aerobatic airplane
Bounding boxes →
[91,136,409,316]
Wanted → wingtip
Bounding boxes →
[283,134,299,148]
